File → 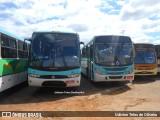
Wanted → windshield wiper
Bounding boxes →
[55,39,68,68]
[117,42,125,57]
[114,43,125,65]
[61,51,67,68]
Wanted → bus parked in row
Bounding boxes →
[81,35,135,82]
[155,45,160,73]
[0,29,29,92]
[26,31,83,87]
[134,43,157,75]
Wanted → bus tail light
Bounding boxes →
[66,80,75,84]
[126,76,133,79]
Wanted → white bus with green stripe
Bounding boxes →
[27,31,83,87]
[81,35,135,82]
[0,29,29,92]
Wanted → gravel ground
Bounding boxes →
[0,75,160,120]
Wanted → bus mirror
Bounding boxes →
[133,50,136,57]
[80,42,85,46]
[23,38,31,50]
[90,45,93,57]
[24,38,31,42]
[131,48,136,57]
[132,44,136,57]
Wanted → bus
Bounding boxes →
[27,31,82,87]
[134,43,157,75]
[81,35,135,82]
[155,45,160,73]
[0,29,29,92]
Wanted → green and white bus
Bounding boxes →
[27,31,82,87]
[81,35,135,82]
[0,29,29,92]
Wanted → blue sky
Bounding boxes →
[0,0,160,44]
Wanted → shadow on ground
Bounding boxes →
[0,75,131,105]
[133,76,157,84]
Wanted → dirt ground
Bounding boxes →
[0,75,160,120]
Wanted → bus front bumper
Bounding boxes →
[94,73,134,82]
[28,76,81,87]
[134,69,157,76]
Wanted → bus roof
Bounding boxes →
[32,31,78,35]
[134,43,154,49]
[85,35,132,46]
[155,45,160,47]
[0,28,24,41]
[155,45,160,50]
[94,35,130,38]
[134,43,154,45]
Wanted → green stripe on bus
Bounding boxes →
[0,59,28,76]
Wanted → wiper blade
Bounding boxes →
[61,51,67,68]
[117,42,125,56]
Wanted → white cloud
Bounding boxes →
[0,0,160,44]
[120,0,160,22]
[154,40,160,45]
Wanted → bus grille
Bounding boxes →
[40,75,68,79]
[104,67,127,71]
[135,72,154,74]
[42,81,67,87]
[107,72,124,75]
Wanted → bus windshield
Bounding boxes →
[156,48,160,59]
[134,49,156,64]
[29,33,80,68]
[95,43,133,66]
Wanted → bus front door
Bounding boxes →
[88,45,94,81]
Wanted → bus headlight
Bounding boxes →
[95,68,105,75]
[126,68,134,74]
[29,74,40,78]
[68,74,80,78]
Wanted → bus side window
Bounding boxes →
[1,35,9,46]
[90,44,93,59]
[9,38,17,48]
[23,43,28,58]
[8,38,17,58]
[18,40,24,58]
[18,41,29,59]
[1,35,10,58]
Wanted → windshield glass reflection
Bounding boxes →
[30,33,80,68]
[134,50,156,64]
[95,43,133,66]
